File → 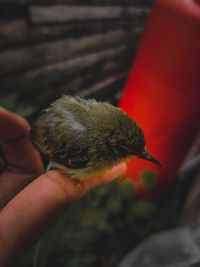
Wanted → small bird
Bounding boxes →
[30,95,161,179]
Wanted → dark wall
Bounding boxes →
[0,0,152,112]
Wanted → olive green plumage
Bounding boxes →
[30,95,146,179]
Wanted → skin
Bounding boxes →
[0,107,126,267]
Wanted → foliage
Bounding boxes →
[0,94,35,118]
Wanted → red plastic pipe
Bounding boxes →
[119,0,200,199]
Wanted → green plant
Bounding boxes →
[0,94,35,117]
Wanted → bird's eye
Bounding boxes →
[116,145,129,156]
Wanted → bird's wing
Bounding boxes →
[31,128,90,169]
[30,96,99,169]
[49,143,90,169]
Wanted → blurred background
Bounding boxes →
[0,0,151,113]
[0,0,200,267]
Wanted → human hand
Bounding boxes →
[0,108,126,267]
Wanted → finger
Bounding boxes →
[0,164,126,267]
[83,163,127,193]
[0,108,43,174]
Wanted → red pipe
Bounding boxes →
[119,0,200,199]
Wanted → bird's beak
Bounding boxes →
[138,147,162,166]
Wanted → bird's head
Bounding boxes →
[109,109,162,166]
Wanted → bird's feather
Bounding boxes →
[30,95,146,178]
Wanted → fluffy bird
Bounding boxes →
[30,95,161,179]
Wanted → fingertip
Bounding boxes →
[102,163,127,182]
[83,162,127,193]
[111,162,127,176]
